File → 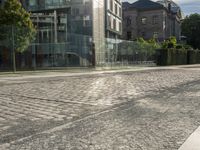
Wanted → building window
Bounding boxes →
[108,15,111,28]
[126,16,131,27]
[153,32,159,38]
[29,0,37,6]
[141,17,147,25]
[110,0,113,12]
[152,16,158,25]
[45,0,53,6]
[115,3,118,14]
[83,16,91,27]
[113,18,116,30]
[72,8,79,15]
[119,7,122,17]
[83,20,91,27]
[127,31,132,40]
[141,31,146,37]
[119,22,122,32]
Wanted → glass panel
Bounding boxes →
[0,25,156,71]
[29,0,37,6]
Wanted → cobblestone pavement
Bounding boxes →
[0,67,200,149]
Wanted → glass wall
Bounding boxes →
[0,1,156,71]
[101,38,156,68]
[27,0,71,11]
[0,26,156,71]
[0,26,94,71]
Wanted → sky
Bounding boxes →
[122,0,200,16]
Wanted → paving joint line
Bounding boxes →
[0,78,198,148]
[0,93,103,107]
[0,96,147,148]
[0,67,175,81]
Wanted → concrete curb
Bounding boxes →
[0,67,155,80]
[0,64,199,81]
[179,126,200,150]
[0,64,200,79]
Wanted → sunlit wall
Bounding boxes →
[92,0,106,65]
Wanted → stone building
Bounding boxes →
[122,0,182,41]
[105,0,122,39]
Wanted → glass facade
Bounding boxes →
[0,26,156,71]
[22,0,92,67]
[0,0,155,71]
[19,0,106,67]
[26,0,71,12]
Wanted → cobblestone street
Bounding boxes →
[0,66,200,149]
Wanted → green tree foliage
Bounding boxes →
[118,37,161,58]
[181,13,200,49]
[0,0,36,52]
[137,37,161,55]
[162,36,177,49]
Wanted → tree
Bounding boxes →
[0,0,36,72]
[181,13,200,49]
[137,37,160,55]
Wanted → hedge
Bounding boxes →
[156,48,187,66]
[187,50,200,64]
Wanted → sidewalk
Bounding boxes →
[0,66,154,80]
[179,126,200,150]
[0,64,200,81]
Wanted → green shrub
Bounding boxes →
[156,48,187,66]
[187,50,200,64]
[176,44,184,50]
[162,36,177,49]
[183,44,193,50]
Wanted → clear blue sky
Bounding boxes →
[122,0,200,16]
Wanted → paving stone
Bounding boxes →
[0,68,200,149]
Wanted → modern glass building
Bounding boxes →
[16,0,108,67]
[0,0,123,70]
